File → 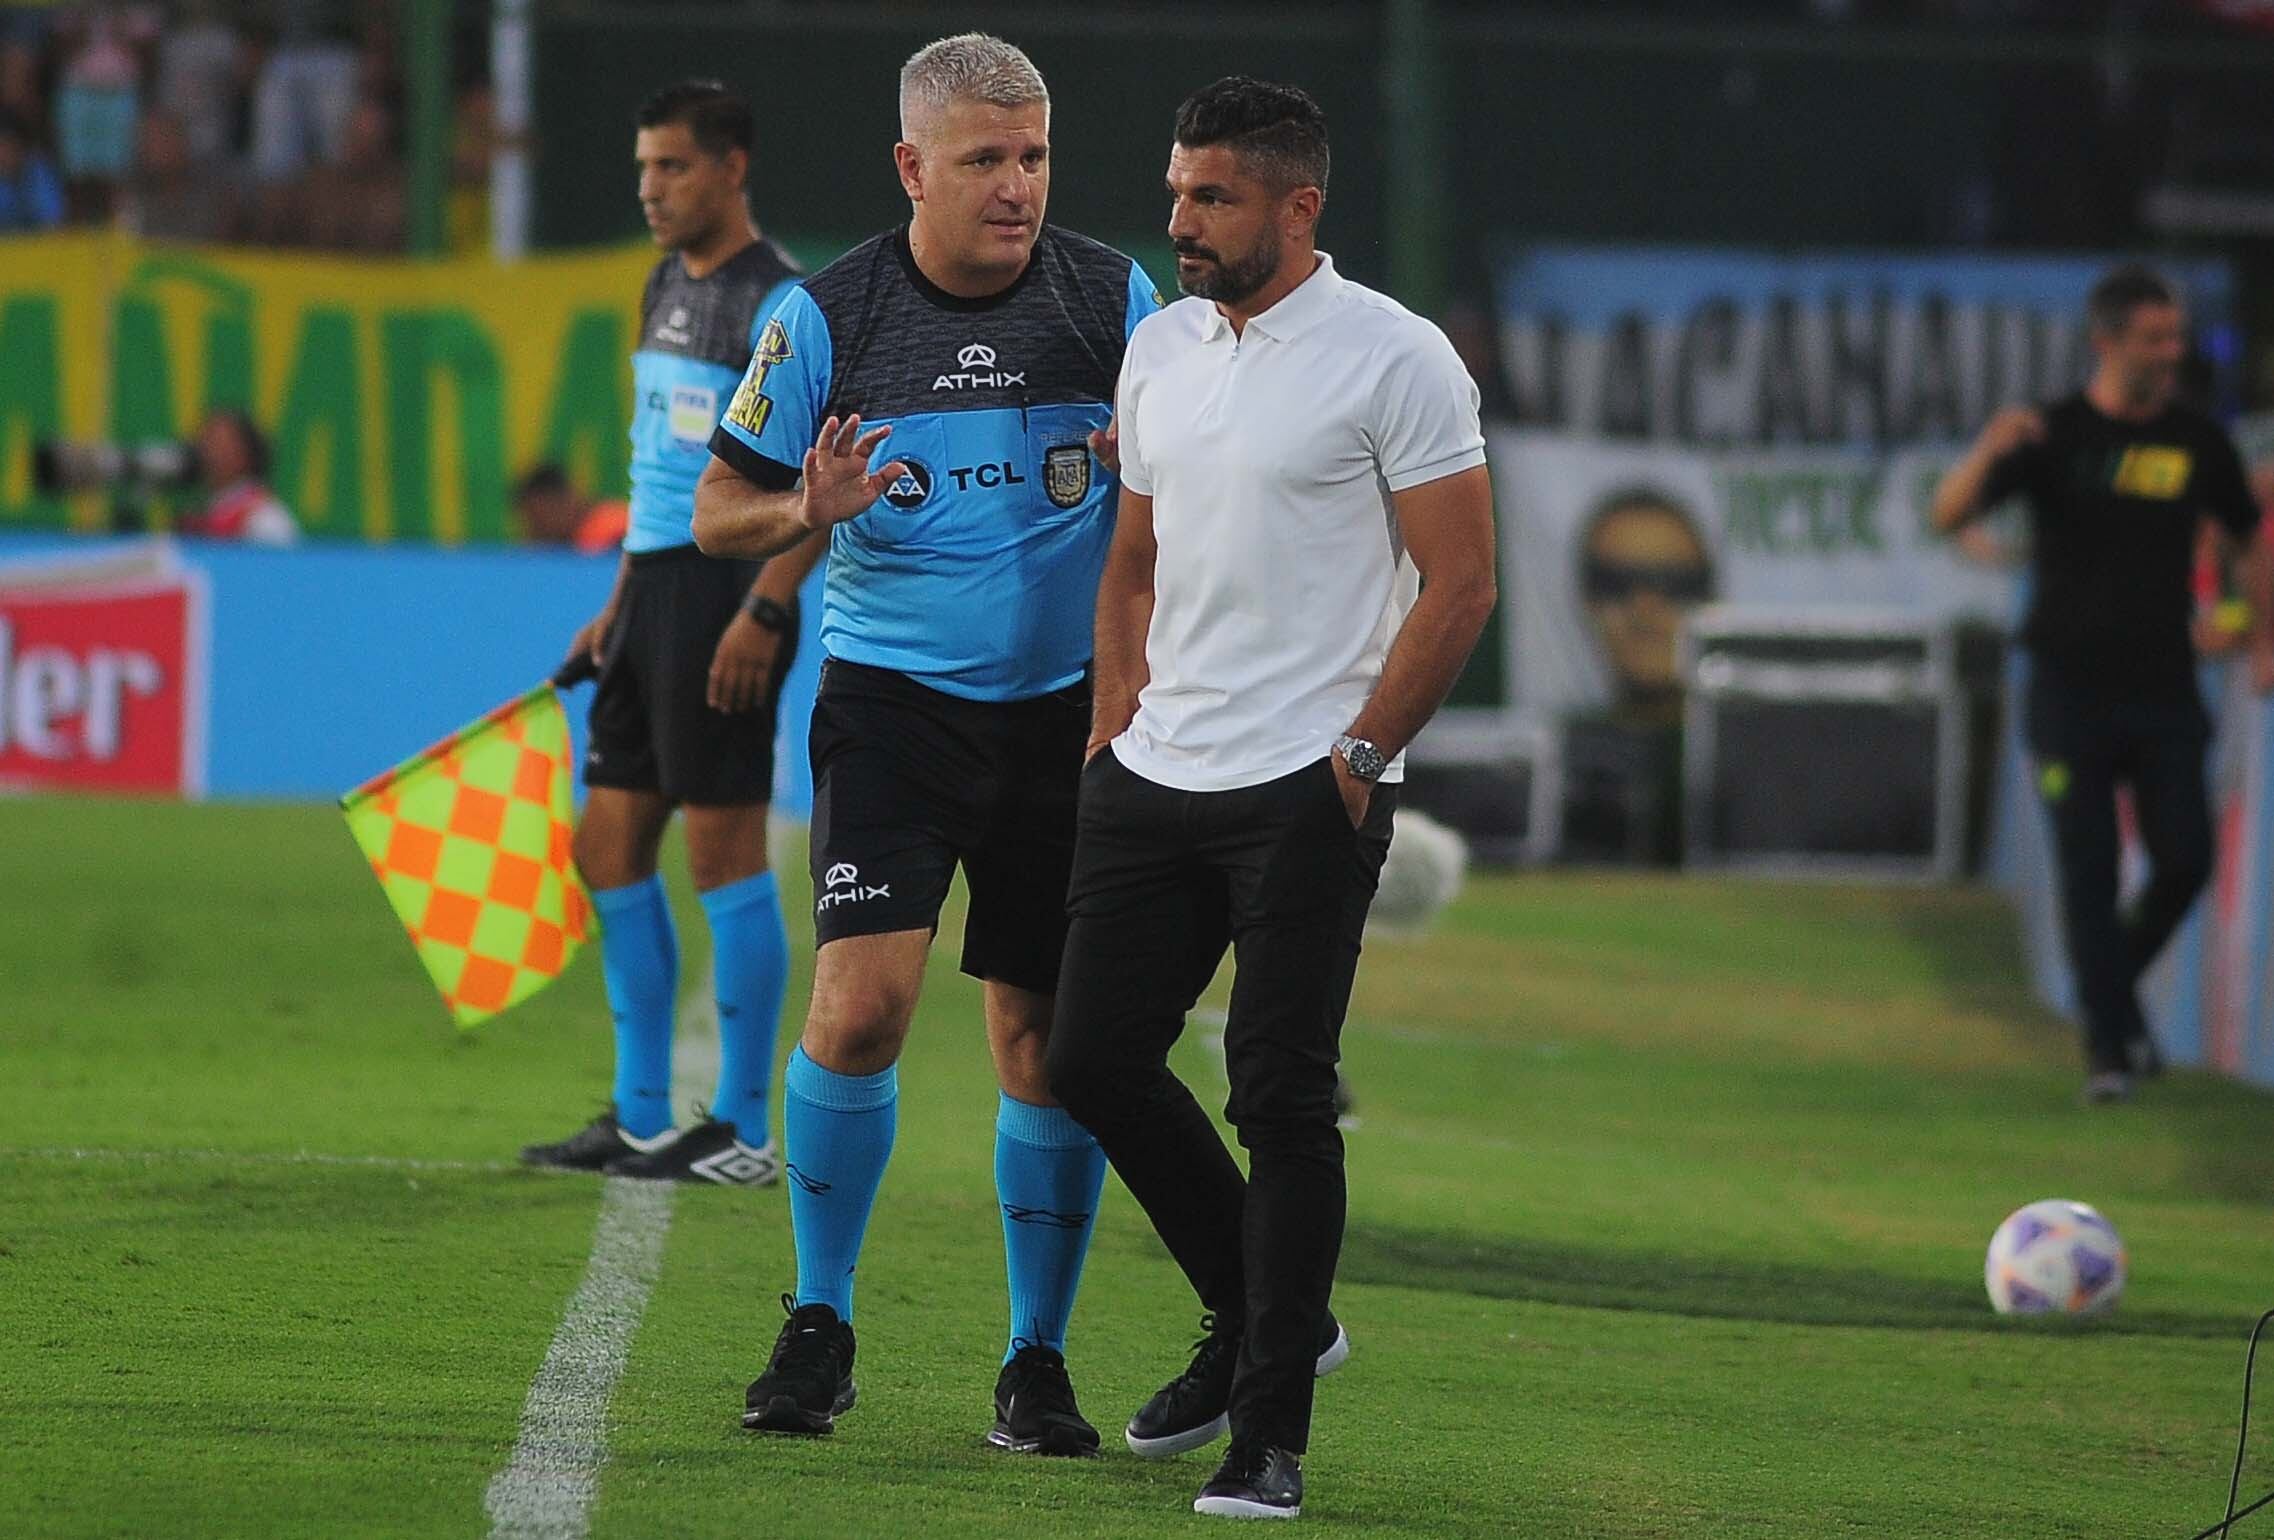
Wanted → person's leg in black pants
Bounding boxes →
[2029,677,2139,1073]
[2118,696,2215,999]
[1201,761,1395,1455]
[1049,756,1245,1325]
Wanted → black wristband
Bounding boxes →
[744,593,795,633]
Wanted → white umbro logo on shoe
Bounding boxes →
[691,1140,781,1187]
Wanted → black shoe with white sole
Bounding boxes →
[742,1295,857,1434]
[605,1117,779,1186]
[985,1343,1100,1456]
[2125,1031,2166,1080]
[519,1109,677,1172]
[1194,1437,1303,1520]
[1125,1311,1349,1459]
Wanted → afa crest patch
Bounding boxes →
[1043,444,1092,510]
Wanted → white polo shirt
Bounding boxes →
[1110,252,1486,792]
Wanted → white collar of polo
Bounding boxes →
[1199,251,1342,343]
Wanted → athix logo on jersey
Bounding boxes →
[817,860,892,912]
[933,342,1026,392]
[881,457,935,511]
[655,305,694,347]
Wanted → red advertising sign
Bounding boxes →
[0,556,208,797]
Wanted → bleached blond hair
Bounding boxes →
[898,32,1049,142]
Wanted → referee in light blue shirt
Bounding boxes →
[693,33,1161,1457]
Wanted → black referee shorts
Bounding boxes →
[584,544,792,807]
[806,658,1087,995]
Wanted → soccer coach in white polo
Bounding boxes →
[1047,77,1496,1521]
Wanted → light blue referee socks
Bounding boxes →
[994,1093,1107,1363]
[784,1047,898,1321]
[697,870,789,1146]
[591,875,678,1140]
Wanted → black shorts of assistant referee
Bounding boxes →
[1047,751,1396,1455]
[806,658,1089,995]
[585,544,792,806]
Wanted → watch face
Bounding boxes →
[1341,738,1386,780]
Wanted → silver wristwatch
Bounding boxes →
[1334,735,1387,782]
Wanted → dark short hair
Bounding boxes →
[1173,76,1329,195]
[515,462,572,503]
[204,408,269,481]
[2087,263,2179,336]
[637,79,753,162]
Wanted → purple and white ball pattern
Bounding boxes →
[1985,1199,2128,1316]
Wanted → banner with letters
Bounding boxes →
[0,544,208,796]
[0,232,659,544]
[0,533,825,814]
[1489,427,2019,717]
[1493,245,2239,448]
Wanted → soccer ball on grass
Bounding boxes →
[1984,1199,2127,1316]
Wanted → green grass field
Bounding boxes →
[5,798,2273,1538]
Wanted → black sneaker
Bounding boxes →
[519,1109,678,1172]
[605,1117,779,1186]
[986,1342,1100,1456]
[1125,1311,1350,1459]
[2124,1031,2166,1080]
[742,1295,857,1434]
[2082,1071,2134,1105]
[1193,1436,1302,1519]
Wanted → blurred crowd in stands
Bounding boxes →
[0,1,490,251]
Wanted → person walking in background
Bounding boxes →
[1933,263,2274,1104]
[1046,77,1497,1520]
[520,81,818,1187]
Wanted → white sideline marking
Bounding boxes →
[483,1177,675,1540]
[479,925,714,1538]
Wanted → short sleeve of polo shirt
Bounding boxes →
[709,283,832,493]
[1977,440,2041,514]
[1113,325,1156,499]
[1370,323,1487,493]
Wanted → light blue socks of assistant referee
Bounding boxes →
[593,876,678,1140]
[698,870,790,1145]
[785,1047,899,1321]
[995,1094,1107,1362]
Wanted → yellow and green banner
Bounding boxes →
[0,232,654,543]
[341,682,594,1027]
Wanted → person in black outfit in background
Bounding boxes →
[1933,264,2273,1103]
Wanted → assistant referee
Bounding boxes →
[1046,78,1497,1521]
[1933,263,2272,1103]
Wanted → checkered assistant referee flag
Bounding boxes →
[340,682,595,1027]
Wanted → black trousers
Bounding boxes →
[1047,752,1395,1454]
[2025,670,2215,1074]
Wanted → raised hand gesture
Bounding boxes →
[798,414,907,532]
